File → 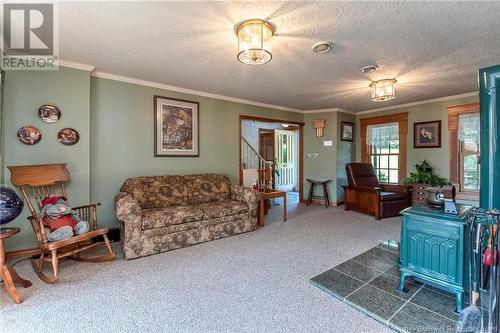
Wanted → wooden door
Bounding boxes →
[259,130,275,161]
[275,130,295,191]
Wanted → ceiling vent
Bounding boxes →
[312,41,334,54]
[360,65,378,73]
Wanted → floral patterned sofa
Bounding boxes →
[115,174,258,259]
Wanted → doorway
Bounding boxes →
[258,129,275,162]
[274,129,297,192]
[239,115,304,203]
[258,128,299,193]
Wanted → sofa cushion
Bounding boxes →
[380,191,408,202]
[142,206,204,230]
[184,174,231,204]
[199,199,249,219]
[120,176,188,209]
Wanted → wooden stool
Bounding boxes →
[1,228,32,304]
[306,179,332,208]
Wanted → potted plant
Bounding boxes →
[403,160,451,206]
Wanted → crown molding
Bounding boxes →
[356,91,478,115]
[302,108,356,115]
[55,60,478,115]
[91,71,305,113]
[57,60,95,72]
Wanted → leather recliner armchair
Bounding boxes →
[342,163,411,220]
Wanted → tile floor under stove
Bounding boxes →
[310,244,465,332]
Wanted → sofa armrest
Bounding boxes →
[380,184,411,194]
[115,192,143,225]
[115,192,144,260]
[230,185,259,217]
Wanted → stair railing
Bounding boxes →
[241,136,276,190]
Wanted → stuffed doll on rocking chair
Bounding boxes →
[9,163,115,284]
[41,195,90,242]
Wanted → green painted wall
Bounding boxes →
[1,71,5,183]
[302,111,356,204]
[2,69,303,251]
[336,112,356,201]
[3,68,91,250]
[355,95,479,179]
[90,77,304,229]
[2,66,478,251]
[303,112,338,202]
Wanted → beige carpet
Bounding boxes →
[1,202,402,333]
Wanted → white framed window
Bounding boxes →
[458,113,480,192]
[366,122,400,184]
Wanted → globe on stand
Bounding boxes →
[0,185,24,225]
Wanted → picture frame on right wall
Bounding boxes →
[414,120,441,148]
[341,121,354,142]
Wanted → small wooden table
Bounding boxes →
[1,228,32,304]
[258,190,287,226]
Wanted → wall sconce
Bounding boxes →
[314,120,326,138]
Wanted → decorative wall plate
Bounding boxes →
[58,128,79,145]
[17,126,42,145]
[38,104,61,123]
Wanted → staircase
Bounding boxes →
[240,136,275,191]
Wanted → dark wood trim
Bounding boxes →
[299,125,304,202]
[447,103,480,117]
[239,115,305,203]
[359,112,408,183]
[447,103,480,185]
[239,115,243,184]
[153,95,200,157]
[413,120,442,149]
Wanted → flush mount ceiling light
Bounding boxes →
[312,41,334,54]
[236,19,274,65]
[370,79,397,102]
[360,65,378,73]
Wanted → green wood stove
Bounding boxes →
[398,204,472,312]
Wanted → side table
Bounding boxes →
[1,228,32,304]
[258,191,287,226]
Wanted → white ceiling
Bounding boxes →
[59,1,500,112]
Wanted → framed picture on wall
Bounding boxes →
[154,96,199,157]
[340,121,354,142]
[414,120,441,148]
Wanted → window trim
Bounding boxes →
[447,103,480,199]
[459,140,480,193]
[360,113,408,184]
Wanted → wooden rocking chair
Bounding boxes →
[8,163,115,283]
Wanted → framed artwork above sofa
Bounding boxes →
[154,95,199,157]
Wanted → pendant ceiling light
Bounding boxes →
[370,79,397,102]
[236,19,274,65]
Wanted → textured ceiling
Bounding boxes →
[59,1,500,112]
